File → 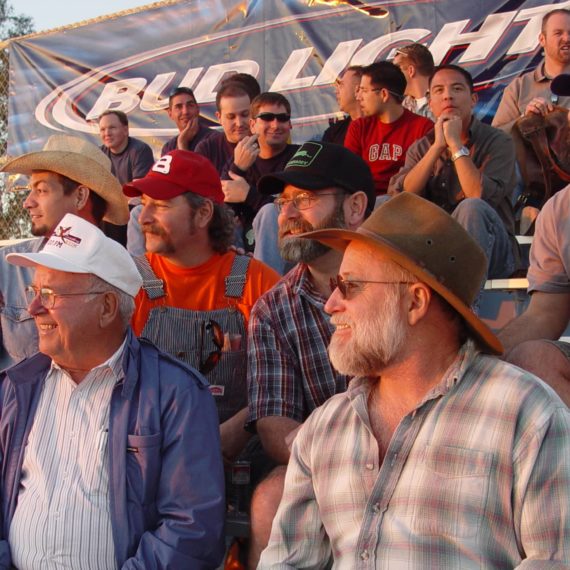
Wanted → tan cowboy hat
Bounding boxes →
[1,135,128,225]
[300,192,502,355]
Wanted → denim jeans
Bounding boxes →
[452,198,516,280]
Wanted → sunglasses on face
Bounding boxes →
[255,112,291,123]
[329,275,412,300]
[199,319,224,375]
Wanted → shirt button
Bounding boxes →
[365,463,374,470]
[360,549,369,561]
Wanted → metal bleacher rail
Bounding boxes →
[483,236,533,292]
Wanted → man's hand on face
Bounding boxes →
[524,97,554,117]
[433,115,449,153]
[233,134,260,171]
[221,171,250,203]
[176,116,200,150]
[441,114,463,152]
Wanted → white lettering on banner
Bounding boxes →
[152,155,172,173]
[34,2,570,137]
[271,48,315,91]
[313,40,363,86]
[509,3,570,54]
[429,14,515,65]
[85,78,147,121]
[193,61,260,103]
[140,72,177,112]
[352,29,430,66]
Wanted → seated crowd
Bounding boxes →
[1,7,570,569]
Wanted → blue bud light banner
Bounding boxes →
[7,0,569,158]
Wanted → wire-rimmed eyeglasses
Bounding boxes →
[330,275,412,300]
[25,285,106,310]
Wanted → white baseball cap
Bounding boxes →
[7,214,142,297]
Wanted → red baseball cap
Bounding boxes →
[123,150,224,204]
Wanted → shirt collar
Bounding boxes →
[346,340,479,410]
[533,61,550,82]
[50,335,128,384]
[293,263,329,306]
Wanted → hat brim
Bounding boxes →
[299,226,503,355]
[6,250,92,274]
[2,151,128,225]
[123,176,187,199]
[258,171,345,196]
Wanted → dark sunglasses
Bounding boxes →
[330,275,412,300]
[199,320,224,375]
[255,112,291,123]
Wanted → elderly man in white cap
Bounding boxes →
[0,135,129,368]
[259,193,570,569]
[0,213,225,569]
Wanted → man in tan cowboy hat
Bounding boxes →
[259,193,570,569]
[0,134,128,368]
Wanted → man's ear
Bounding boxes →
[194,198,214,229]
[99,290,119,328]
[343,191,368,228]
[75,186,90,212]
[406,282,431,327]
[470,91,478,109]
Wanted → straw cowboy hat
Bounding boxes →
[300,192,502,354]
[1,135,128,225]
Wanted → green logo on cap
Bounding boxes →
[286,142,322,168]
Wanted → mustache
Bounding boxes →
[141,224,167,237]
[278,219,314,239]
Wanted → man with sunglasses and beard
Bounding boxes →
[246,141,375,568]
[259,193,570,569]
[123,150,279,468]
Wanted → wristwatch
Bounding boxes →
[451,146,470,162]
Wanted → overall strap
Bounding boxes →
[224,254,251,299]
[132,255,165,299]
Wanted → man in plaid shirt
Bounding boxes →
[246,141,375,567]
[260,193,570,569]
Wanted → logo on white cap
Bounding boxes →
[47,225,82,249]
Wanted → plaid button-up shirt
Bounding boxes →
[260,342,570,569]
[247,263,349,427]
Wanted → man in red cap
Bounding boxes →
[124,150,279,468]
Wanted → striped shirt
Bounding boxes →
[260,342,570,569]
[247,263,349,427]
[9,339,127,570]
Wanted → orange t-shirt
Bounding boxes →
[132,251,280,336]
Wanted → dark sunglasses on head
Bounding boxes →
[255,112,291,123]
[199,319,224,375]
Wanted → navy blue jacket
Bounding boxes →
[0,329,225,569]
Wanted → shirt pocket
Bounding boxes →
[0,306,36,361]
[126,432,162,506]
[412,445,493,538]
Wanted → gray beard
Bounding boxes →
[278,199,345,264]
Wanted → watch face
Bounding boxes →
[452,147,469,162]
